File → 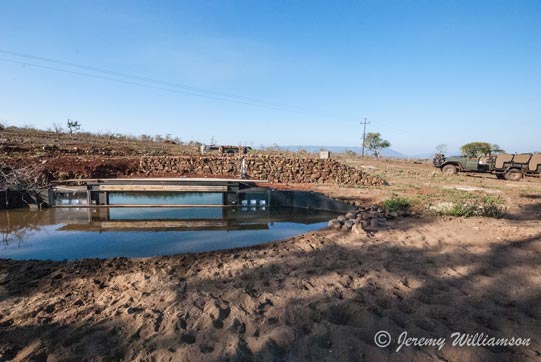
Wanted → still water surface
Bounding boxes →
[0,206,337,260]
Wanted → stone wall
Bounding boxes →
[139,156,385,186]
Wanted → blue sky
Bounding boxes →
[0,0,539,155]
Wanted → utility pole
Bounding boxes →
[360,117,370,158]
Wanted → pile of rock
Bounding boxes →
[139,156,386,186]
[328,206,413,234]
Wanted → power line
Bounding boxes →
[0,57,311,113]
[0,49,306,112]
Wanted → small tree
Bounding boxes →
[460,142,505,157]
[491,144,505,154]
[365,132,391,158]
[435,144,447,154]
[344,148,356,157]
[66,119,81,135]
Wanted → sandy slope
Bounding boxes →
[1,214,540,362]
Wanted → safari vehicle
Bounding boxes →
[433,153,541,181]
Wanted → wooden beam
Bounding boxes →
[97,185,228,192]
[59,177,267,183]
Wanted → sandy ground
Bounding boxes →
[1,214,541,361]
[1,159,541,361]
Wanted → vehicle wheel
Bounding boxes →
[496,174,505,180]
[442,164,458,175]
[504,170,523,181]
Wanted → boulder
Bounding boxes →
[351,223,366,235]
[328,219,341,230]
[343,219,354,230]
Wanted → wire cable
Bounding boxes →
[0,48,305,112]
[0,57,305,112]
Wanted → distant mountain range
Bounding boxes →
[277,145,439,159]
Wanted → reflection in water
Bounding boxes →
[0,207,338,260]
[2,226,26,246]
[1,210,43,248]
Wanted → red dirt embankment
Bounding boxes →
[4,155,385,187]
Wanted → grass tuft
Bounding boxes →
[383,196,411,212]
[440,195,505,218]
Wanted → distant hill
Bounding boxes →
[275,146,465,159]
[409,150,462,159]
[279,145,407,158]
[407,152,436,159]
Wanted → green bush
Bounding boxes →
[383,196,411,212]
[446,196,505,218]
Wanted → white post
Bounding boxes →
[241,158,246,179]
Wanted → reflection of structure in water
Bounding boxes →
[1,206,341,238]
[55,207,340,232]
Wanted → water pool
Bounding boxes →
[0,206,338,260]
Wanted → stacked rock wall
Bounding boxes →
[139,156,385,186]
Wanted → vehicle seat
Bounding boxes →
[529,154,541,171]
[513,153,531,164]
[495,154,513,169]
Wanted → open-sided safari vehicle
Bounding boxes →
[433,153,541,181]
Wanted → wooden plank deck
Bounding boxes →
[60,177,267,183]
[97,185,228,192]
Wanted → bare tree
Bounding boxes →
[52,122,64,134]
